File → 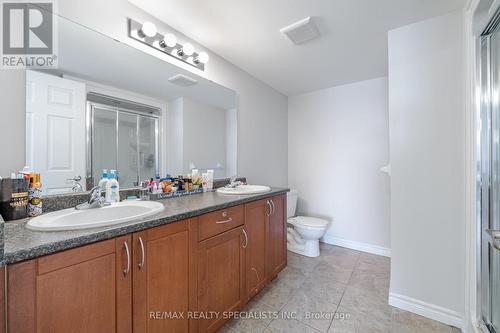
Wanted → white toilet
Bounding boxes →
[287,189,329,257]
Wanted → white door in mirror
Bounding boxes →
[217,185,271,195]
[26,201,164,231]
[26,70,87,195]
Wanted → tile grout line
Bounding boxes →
[325,252,362,332]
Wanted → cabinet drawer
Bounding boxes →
[198,206,244,241]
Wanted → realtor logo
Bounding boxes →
[1,0,57,68]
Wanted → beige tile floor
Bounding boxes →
[221,243,462,333]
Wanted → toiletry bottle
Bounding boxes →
[202,173,209,192]
[0,177,28,220]
[207,170,214,190]
[98,169,109,193]
[28,173,42,217]
[106,170,120,203]
[20,166,31,180]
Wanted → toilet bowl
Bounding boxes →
[286,190,329,257]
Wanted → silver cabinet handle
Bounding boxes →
[216,217,233,224]
[270,200,276,215]
[216,211,232,224]
[123,241,130,276]
[266,200,272,216]
[242,229,248,248]
[138,237,145,269]
[486,229,500,251]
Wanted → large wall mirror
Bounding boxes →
[24,15,237,195]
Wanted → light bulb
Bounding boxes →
[140,22,157,38]
[183,43,194,56]
[162,33,177,48]
[197,51,209,64]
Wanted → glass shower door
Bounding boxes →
[480,28,500,333]
[489,29,500,333]
[90,103,159,189]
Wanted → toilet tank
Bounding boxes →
[287,189,298,219]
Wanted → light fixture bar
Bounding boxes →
[128,18,207,71]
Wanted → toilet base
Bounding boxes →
[287,238,320,257]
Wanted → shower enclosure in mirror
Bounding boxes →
[23,12,237,195]
[88,94,160,189]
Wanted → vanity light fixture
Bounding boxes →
[139,21,157,38]
[160,33,177,48]
[194,51,210,64]
[177,42,194,56]
[128,18,208,71]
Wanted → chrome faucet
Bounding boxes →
[226,175,243,188]
[68,176,83,192]
[75,186,110,210]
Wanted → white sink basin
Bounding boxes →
[217,185,271,195]
[26,200,164,231]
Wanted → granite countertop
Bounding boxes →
[3,187,289,265]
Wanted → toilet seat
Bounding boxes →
[288,216,328,228]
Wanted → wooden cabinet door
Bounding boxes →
[0,266,4,333]
[268,195,287,279]
[244,199,269,300]
[133,220,190,333]
[197,227,246,333]
[7,237,133,333]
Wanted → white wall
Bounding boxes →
[288,77,391,255]
[0,71,25,177]
[182,98,227,179]
[167,98,184,176]
[387,11,465,327]
[51,0,288,186]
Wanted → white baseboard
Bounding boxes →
[321,234,391,257]
[389,292,463,330]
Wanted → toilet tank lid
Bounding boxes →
[289,216,329,227]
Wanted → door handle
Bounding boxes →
[242,229,248,248]
[123,241,130,276]
[270,200,276,215]
[266,200,272,216]
[486,229,500,251]
[138,237,145,269]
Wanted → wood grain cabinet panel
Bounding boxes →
[267,195,287,279]
[7,237,133,333]
[197,227,246,333]
[37,253,117,333]
[133,220,190,333]
[0,266,5,333]
[244,199,268,299]
[198,206,244,241]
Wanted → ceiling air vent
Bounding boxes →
[280,17,319,45]
[168,74,198,87]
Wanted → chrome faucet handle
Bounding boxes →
[88,186,102,203]
[75,185,109,210]
[226,176,243,189]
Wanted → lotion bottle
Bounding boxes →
[98,169,109,192]
[106,170,120,203]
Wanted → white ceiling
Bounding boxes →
[129,0,465,96]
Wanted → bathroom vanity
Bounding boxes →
[2,189,287,333]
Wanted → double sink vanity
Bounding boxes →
[0,10,288,333]
[0,186,288,333]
